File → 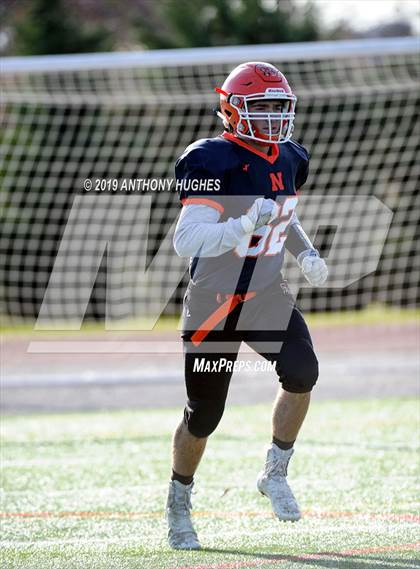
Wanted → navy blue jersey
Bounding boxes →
[175,132,309,293]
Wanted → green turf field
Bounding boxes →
[1,399,419,568]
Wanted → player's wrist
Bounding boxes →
[296,248,319,267]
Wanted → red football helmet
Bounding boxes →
[215,62,297,144]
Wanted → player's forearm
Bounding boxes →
[173,205,247,258]
[285,214,316,258]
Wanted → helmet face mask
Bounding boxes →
[216,62,297,144]
[230,91,296,144]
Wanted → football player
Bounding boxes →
[166,62,328,550]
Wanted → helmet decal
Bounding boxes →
[255,63,283,81]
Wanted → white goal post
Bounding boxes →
[1,37,419,324]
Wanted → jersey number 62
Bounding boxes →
[235,196,298,258]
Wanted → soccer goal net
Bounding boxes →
[1,38,419,326]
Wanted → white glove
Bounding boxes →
[240,198,279,233]
[297,249,328,287]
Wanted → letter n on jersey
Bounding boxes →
[270,171,284,191]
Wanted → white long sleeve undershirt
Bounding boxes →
[173,204,248,258]
[173,203,311,259]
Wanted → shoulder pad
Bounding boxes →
[288,139,310,162]
[176,136,238,175]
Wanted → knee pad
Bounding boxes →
[277,341,319,393]
[183,398,225,438]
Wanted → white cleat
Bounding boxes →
[166,480,201,550]
[257,445,301,522]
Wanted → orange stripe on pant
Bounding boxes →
[191,292,256,347]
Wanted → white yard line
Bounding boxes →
[0,537,144,547]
